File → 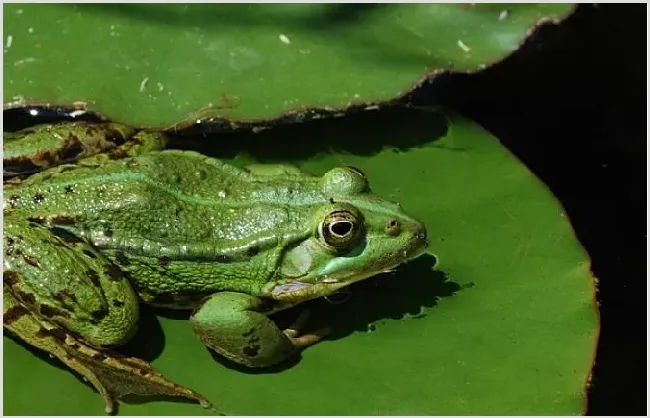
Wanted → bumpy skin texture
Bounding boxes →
[3,120,428,412]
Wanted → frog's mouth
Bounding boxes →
[270,278,352,301]
[270,237,427,303]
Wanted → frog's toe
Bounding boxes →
[283,308,312,337]
[282,309,331,347]
[103,395,116,415]
[283,327,332,348]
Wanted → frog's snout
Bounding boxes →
[414,224,427,244]
[407,222,428,256]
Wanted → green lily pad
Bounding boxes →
[3,3,574,127]
[3,109,598,415]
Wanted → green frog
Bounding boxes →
[3,117,428,413]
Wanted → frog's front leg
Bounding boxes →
[3,216,210,412]
[190,292,330,367]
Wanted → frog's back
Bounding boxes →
[9,149,320,200]
[7,150,319,210]
[5,150,323,260]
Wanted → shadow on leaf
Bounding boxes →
[116,305,168,362]
[167,106,449,162]
[3,104,449,163]
[67,3,389,31]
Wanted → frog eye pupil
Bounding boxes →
[330,221,353,237]
[320,210,363,252]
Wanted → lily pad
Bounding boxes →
[3,108,598,415]
[3,3,574,127]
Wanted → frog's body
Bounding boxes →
[3,118,428,413]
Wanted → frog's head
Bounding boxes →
[270,166,428,302]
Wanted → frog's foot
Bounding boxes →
[64,337,212,414]
[11,325,211,414]
[282,309,331,348]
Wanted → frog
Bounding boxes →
[3,111,428,414]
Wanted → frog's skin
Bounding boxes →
[3,118,428,413]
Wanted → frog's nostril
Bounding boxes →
[414,226,427,242]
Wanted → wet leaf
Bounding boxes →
[3,4,574,126]
[4,109,597,415]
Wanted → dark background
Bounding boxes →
[404,4,646,415]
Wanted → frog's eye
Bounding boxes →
[319,210,363,253]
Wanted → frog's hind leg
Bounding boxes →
[3,216,210,413]
[4,122,134,178]
[4,215,142,348]
[4,288,211,414]
[4,121,169,178]
[4,286,116,412]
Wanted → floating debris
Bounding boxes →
[6,95,26,107]
[139,76,149,92]
[72,101,87,108]
[69,109,88,118]
[457,39,471,53]
[499,9,509,21]
[14,57,35,66]
[279,33,291,45]
[5,35,13,49]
